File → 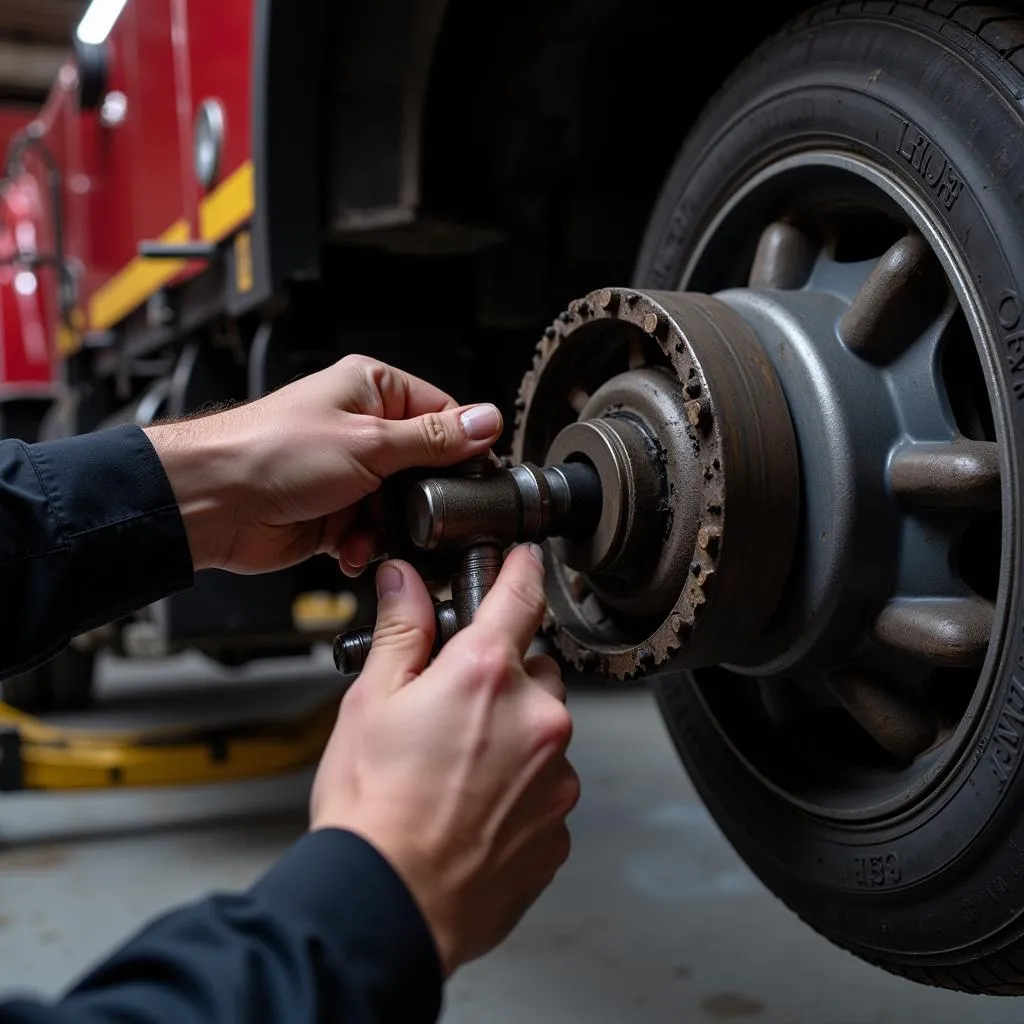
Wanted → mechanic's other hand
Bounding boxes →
[144,354,502,573]
[310,544,578,976]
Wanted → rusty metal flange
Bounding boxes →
[512,287,801,680]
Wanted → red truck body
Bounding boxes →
[0,0,256,404]
[0,0,344,708]
[0,107,53,398]
[0,158,53,396]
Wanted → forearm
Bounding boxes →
[0,831,443,1024]
[0,426,193,679]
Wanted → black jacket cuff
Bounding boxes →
[252,829,444,1023]
[28,424,194,629]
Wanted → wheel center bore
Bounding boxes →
[546,414,663,576]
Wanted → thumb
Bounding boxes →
[359,560,437,693]
[370,403,503,476]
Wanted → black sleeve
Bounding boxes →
[0,829,444,1024]
[0,424,194,679]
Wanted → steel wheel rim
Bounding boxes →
[669,149,1014,824]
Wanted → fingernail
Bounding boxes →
[460,404,501,441]
[342,542,370,570]
[376,562,404,598]
[526,542,545,565]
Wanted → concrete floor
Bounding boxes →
[1,653,1022,1023]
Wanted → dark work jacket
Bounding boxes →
[0,425,443,1023]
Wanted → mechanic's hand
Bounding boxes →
[144,354,503,573]
[310,544,579,976]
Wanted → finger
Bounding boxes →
[500,820,573,925]
[259,508,353,572]
[524,653,566,703]
[337,528,386,577]
[365,403,503,477]
[377,365,461,419]
[523,761,580,828]
[495,763,578,873]
[359,560,436,693]
[487,726,576,860]
[340,356,460,419]
[313,508,359,561]
[472,543,547,655]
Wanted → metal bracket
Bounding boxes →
[138,241,218,261]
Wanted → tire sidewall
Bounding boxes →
[636,11,1024,962]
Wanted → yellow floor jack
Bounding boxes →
[0,593,357,793]
[0,697,340,791]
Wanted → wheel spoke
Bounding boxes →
[828,667,938,762]
[889,440,1000,511]
[871,596,993,668]
[748,221,815,289]
[839,233,947,362]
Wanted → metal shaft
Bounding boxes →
[333,459,602,676]
[452,544,503,628]
[408,462,601,551]
[333,547,510,676]
[334,601,459,676]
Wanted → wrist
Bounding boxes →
[144,415,247,570]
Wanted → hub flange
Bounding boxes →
[513,287,800,680]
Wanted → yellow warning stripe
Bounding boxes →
[55,324,79,358]
[199,159,255,242]
[84,160,256,335]
[55,308,86,358]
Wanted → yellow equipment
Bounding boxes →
[0,696,340,791]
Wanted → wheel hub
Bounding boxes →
[513,288,799,680]
[515,221,1000,774]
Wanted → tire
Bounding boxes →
[635,0,1024,995]
[1,648,95,714]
